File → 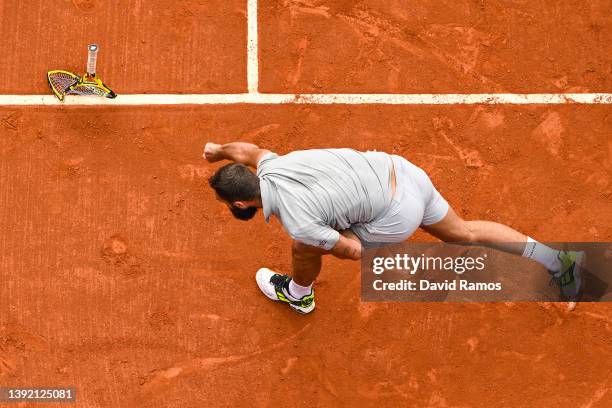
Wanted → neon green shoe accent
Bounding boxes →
[272,276,315,308]
[298,293,315,308]
[275,288,314,308]
[550,250,584,301]
[559,251,577,270]
[556,251,578,286]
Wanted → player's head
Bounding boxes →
[208,163,261,221]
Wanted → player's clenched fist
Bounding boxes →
[203,142,222,162]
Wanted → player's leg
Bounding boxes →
[256,230,360,314]
[420,191,584,300]
[401,149,567,274]
[390,154,583,300]
[421,206,529,256]
[290,241,323,287]
[421,206,584,299]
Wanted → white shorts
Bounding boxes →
[350,155,449,247]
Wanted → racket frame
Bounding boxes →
[47,70,80,101]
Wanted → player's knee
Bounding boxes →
[442,219,477,243]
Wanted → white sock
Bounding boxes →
[522,237,562,272]
[288,279,312,298]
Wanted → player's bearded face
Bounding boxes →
[230,205,258,220]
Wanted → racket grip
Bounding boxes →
[87,44,98,76]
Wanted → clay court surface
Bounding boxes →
[1,1,611,408]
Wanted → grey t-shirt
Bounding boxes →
[256,148,393,250]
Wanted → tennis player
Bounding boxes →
[204,142,583,313]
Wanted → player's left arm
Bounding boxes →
[292,229,362,261]
[204,142,271,168]
[330,231,362,260]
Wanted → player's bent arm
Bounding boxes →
[204,142,270,168]
[330,234,362,260]
[292,236,361,260]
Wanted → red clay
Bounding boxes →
[0,106,610,407]
[260,0,612,93]
[0,0,246,94]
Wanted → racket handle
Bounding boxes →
[87,44,98,76]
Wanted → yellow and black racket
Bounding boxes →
[47,70,80,101]
[47,44,116,101]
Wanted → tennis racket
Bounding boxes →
[47,44,116,101]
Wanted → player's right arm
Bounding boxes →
[204,142,271,168]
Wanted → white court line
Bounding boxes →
[247,0,259,93]
[3,1,609,106]
[0,93,611,106]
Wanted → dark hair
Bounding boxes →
[208,163,260,202]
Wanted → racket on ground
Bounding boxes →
[47,44,117,101]
[47,70,80,101]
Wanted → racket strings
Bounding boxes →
[47,71,80,100]
[49,73,78,90]
[68,83,111,97]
